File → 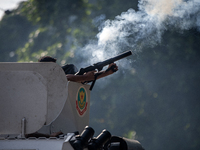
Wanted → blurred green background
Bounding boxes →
[0,0,200,150]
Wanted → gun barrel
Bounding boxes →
[108,50,132,62]
[96,50,132,66]
[76,50,132,75]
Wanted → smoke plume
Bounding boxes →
[81,0,200,65]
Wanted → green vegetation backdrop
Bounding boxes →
[0,0,200,150]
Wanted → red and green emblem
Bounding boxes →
[76,87,88,116]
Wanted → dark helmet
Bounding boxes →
[38,56,57,62]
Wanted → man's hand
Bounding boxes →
[105,63,118,75]
[92,63,118,80]
[80,63,118,81]
[66,63,118,83]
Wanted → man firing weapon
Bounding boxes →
[39,50,132,90]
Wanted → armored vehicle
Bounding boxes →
[0,62,144,150]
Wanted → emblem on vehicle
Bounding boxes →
[76,87,88,116]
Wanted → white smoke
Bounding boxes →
[81,0,200,64]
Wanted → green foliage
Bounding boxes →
[16,0,100,63]
[0,14,35,62]
[0,1,200,150]
[95,0,138,19]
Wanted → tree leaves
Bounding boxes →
[0,1,200,150]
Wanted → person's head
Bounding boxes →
[38,56,57,63]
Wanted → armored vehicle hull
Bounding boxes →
[0,62,144,150]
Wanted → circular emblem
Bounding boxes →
[76,87,88,116]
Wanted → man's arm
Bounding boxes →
[95,63,118,79]
[66,63,118,82]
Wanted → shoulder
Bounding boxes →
[62,64,78,75]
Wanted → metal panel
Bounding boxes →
[0,71,47,134]
[51,82,90,134]
[0,137,73,150]
[0,63,68,126]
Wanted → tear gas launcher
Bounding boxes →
[75,50,132,90]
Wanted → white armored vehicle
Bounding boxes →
[0,62,144,150]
